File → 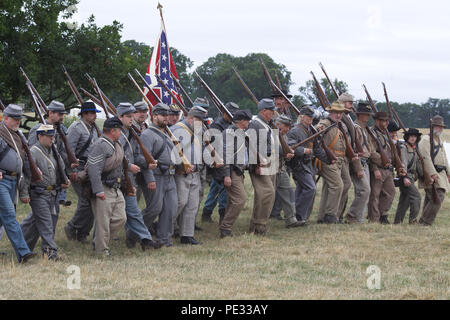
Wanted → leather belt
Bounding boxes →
[31,185,57,191]
[334,150,345,158]
[0,169,17,176]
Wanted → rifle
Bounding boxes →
[170,71,194,108]
[362,84,379,113]
[274,74,282,90]
[24,81,68,184]
[61,66,102,137]
[318,63,363,154]
[194,71,270,167]
[232,67,259,104]
[0,98,43,182]
[382,82,407,132]
[310,124,338,163]
[131,71,193,172]
[429,119,439,203]
[258,58,277,92]
[231,67,294,156]
[154,72,223,166]
[311,71,357,161]
[85,75,157,167]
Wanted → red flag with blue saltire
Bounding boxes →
[144,15,182,109]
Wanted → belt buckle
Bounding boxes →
[46,186,54,191]
[11,172,17,177]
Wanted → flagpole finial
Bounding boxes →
[157,2,165,25]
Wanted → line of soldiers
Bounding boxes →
[0,88,449,261]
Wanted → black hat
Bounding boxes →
[79,101,101,115]
[271,89,292,99]
[373,111,390,121]
[152,103,171,116]
[355,102,373,115]
[300,105,315,117]
[403,128,422,141]
[233,109,253,122]
[387,120,401,132]
[103,116,123,129]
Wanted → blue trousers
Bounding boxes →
[0,178,32,261]
[203,179,227,212]
[124,195,152,241]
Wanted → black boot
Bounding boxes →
[180,236,202,245]
[380,216,391,225]
[202,208,214,223]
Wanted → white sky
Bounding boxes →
[70,0,450,104]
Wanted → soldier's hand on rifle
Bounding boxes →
[147,182,157,192]
[351,155,359,162]
[304,148,312,155]
[214,161,224,169]
[224,176,232,188]
[374,170,382,181]
[185,165,195,175]
[148,161,158,170]
[431,174,438,184]
[20,197,30,204]
[0,172,2,181]
[398,168,407,177]
[71,162,79,169]
[130,187,137,197]
[61,180,71,189]
[403,177,412,187]
[357,170,364,179]
[129,164,141,174]
[96,192,106,200]
[69,172,78,182]
[255,166,262,175]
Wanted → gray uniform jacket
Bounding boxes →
[67,119,99,172]
[170,119,204,173]
[87,136,124,195]
[28,123,68,168]
[140,124,177,184]
[287,123,329,175]
[216,123,249,179]
[400,142,419,181]
[0,126,31,198]
[24,142,65,195]
[119,128,146,187]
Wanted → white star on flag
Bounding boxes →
[163,91,169,97]
[161,42,166,49]
[162,78,169,85]
[162,67,167,74]
[162,54,167,61]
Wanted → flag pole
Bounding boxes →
[157,2,167,31]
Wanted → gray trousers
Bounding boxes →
[419,188,445,225]
[293,170,316,222]
[394,182,421,224]
[66,181,94,238]
[174,172,201,237]
[21,190,58,252]
[141,175,177,245]
[346,164,371,223]
[271,170,297,225]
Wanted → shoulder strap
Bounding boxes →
[76,126,94,158]
[31,145,55,171]
[148,127,168,160]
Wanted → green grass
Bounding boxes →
[0,130,449,300]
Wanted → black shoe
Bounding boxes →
[126,237,136,249]
[76,235,89,244]
[286,220,305,228]
[202,208,214,223]
[317,219,325,224]
[43,249,60,261]
[220,229,233,239]
[194,224,203,231]
[19,252,37,264]
[324,214,337,224]
[140,239,156,251]
[180,236,202,245]
[64,225,76,241]
[380,216,390,225]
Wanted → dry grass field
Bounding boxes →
[0,129,449,300]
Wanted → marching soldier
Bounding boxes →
[140,103,179,247]
[64,101,101,242]
[0,104,36,263]
[28,100,73,208]
[367,111,406,224]
[287,105,329,224]
[336,93,363,223]
[272,89,293,120]
[247,99,278,235]
[219,109,253,238]
[394,128,422,224]
[272,115,304,228]
[116,103,160,251]
[21,124,70,260]
[88,117,127,256]
[170,106,210,245]
[316,101,357,224]
[168,104,181,126]
[417,116,449,226]
[132,101,149,202]
[202,102,240,224]
[343,102,373,223]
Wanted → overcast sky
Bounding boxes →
[70,0,450,104]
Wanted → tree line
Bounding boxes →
[1,0,448,128]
